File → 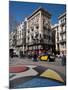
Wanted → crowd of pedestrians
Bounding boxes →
[10,49,66,66]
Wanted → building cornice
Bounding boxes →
[27,7,51,19]
[58,12,66,20]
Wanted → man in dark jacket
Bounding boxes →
[33,52,37,61]
[61,51,66,66]
[62,54,66,66]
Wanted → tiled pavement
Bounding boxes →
[9,65,66,89]
[9,57,66,75]
[9,57,66,89]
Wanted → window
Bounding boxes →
[28,37,29,40]
[20,31,21,38]
[61,18,65,23]
[49,36,50,40]
[48,29,50,32]
[62,34,65,40]
[43,26,46,30]
[40,34,41,39]
[63,43,65,48]
[43,19,45,25]
[28,30,30,33]
[31,35,33,39]
[32,28,34,31]
[36,26,39,29]
[43,34,46,39]
[35,34,38,38]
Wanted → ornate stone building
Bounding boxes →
[52,24,60,54]
[9,31,16,49]
[26,7,52,55]
[16,18,27,55]
[52,12,66,55]
[58,12,66,55]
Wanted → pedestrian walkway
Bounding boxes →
[9,57,66,76]
[9,65,66,89]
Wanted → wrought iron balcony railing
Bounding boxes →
[59,39,66,43]
[60,30,66,35]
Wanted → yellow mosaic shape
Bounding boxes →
[40,69,64,83]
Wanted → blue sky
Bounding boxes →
[9,1,66,25]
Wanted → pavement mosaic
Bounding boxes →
[40,69,64,82]
[9,65,66,89]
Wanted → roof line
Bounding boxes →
[27,7,51,19]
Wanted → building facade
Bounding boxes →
[58,12,66,55]
[26,7,53,55]
[52,12,66,55]
[9,8,66,56]
[16,18,27,55]
[9,31,16,49]
[52,24,60,54]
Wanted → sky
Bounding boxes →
[9,1,66,25]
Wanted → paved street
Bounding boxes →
[9,57,66,89]
[9,57,66,75]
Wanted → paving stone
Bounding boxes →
[40,69,64,83]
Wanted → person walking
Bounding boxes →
[62,54,66,66]
[61,52,66,66]
[33,52,37,61]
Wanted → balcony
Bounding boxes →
[60,30,66,35]
[16,40,23,47]
[48,41,53,45]
[27,38,53,46]
[43,23,51,30]
[60,39,66,44]
[60,22,65,26]
[27,42,33,46]
[57,41,60,44]
[43,39,48,44]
